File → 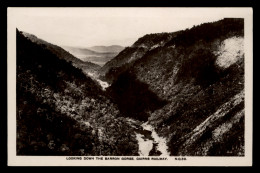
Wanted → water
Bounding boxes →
[135,133,153,156]
[96,79,109,90]
[127,118,170,156]
[87,72,110,90]
[84,74,169,155]
[141,122,170,156]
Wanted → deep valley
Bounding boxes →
[17,18,245,156]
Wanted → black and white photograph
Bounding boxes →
[7,7,253,166]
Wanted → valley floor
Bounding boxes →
[125,118,170,156]
[90,75,170,156]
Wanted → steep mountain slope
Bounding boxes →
[99,32,178,77]
[103,18,245,156]
[21,31,100,74]
[17,29,139,156]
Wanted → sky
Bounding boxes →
[8,8,247,47]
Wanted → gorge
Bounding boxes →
[16,18,245,156]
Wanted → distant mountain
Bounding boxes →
[62,46,99,56]
[62,46,122,66]
[102,18,245,156]
[21,31,100,74]
[88,45,124,53]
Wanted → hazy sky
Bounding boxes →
[9,8,247,47]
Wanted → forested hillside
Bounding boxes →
[16,18,245,156]
[17,29,139,156]
[102,18,245,156]
[22,32,100,74]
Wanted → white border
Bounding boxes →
[8,7,253,166]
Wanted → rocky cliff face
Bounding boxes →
[102,18,245,156]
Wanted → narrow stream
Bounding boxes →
[141,122,170,156]
[88,75,169,156]
[127,118,170,156]
[87,72,110,90]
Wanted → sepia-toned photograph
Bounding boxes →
[7,7,253,166]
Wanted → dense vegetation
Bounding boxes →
[165,18,244,47]
[107,71,167,121]
[17,29,139,156]
[22,32,100,74]
[17,18,245,156]
[101,18,245,156]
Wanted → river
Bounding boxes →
[87,72,110,90]
[126,118,170,156]
[141,122,170,156]
[89,74,169,156]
